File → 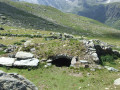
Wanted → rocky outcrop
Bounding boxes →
[0,70,38,90]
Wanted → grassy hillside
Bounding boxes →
[0,0,120,38]
[0,1,73,34]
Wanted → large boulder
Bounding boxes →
[15,51,34,59]
[91,53,99,63]
[0,57,15,66]
[14,58,39,67]
[0,70,38,90]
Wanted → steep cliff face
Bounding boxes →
[77,2,120,29]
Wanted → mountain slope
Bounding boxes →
[10,0,120,30]
[0,0,74,34]
[1,0,120,38]
[77,2,120,29]
[11,0,120,12]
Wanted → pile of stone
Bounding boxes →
[0,70,38,90]
[82,39,120,64]
[83,40,100,63]
[0,51,39,67]
[0,44,6,51]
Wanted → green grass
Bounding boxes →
[0,59,120,90]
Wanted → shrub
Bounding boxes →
[14,42,22,45]
[21,40,26,42]
[22,45,34,52]
[0,51,6,55]
[100,54,118,65]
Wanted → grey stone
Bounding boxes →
[44,65,48,68]
[46,59,52,63]
[47,63,52,66]
[14,58,39,67]
[90,68,96,71]
[114,78,120,85]
[24,40,32,47]
[87,73,91,76]
[71,56,77,65]
[0,57,15,66]
[30,48,36,52]
[15,51,34,59]
[80,60,88,64]
[105,66,119,72]
[91,53,99,63]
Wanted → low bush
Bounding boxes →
[14,42,22,45]
[100,54,118,65]
[21,40,26,42]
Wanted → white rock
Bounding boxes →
[47,63,52,66]
[105,66,119,72]
[15,51,34,59]
[46,59,52,63]
[114,78,120,85]
[80,60,88,64]
[0,57,15,66]
[14,58,39,67]
[91,53,99,62]
[71,56,77,65]
[24,40,32,47]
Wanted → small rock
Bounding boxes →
[87,73,91,76]
[71,56,77,65]
[44,65,48,68]
[30,48,36,52]
[46,59,52,63]
[90,68,96,71]
[80,60,88,64]
[47,63,52,66]
[114,78,120,85]
[105,66,119,72]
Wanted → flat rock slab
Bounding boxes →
[80,60,88,64]
[14,58,39,67]
[15,51,34,59]
[0,57,15,66]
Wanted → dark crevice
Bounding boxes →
[94,45,120,65]
[51,57,71,67]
